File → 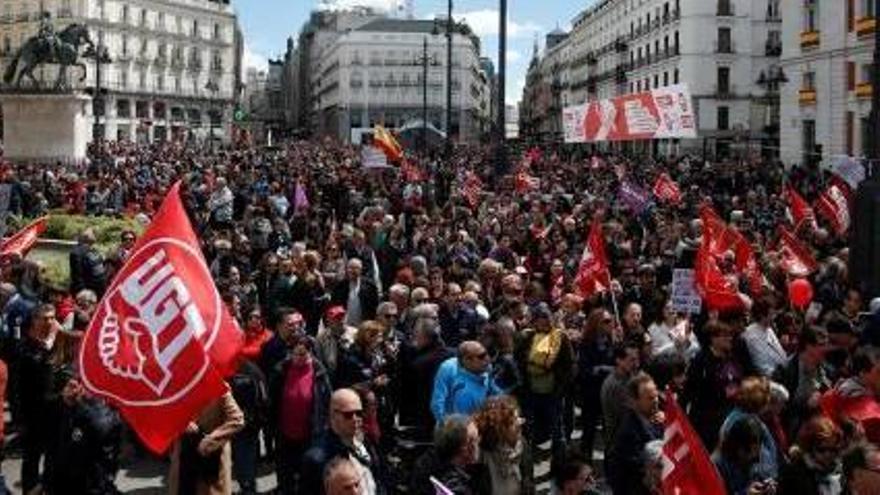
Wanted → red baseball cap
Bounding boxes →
[326,305,346,320]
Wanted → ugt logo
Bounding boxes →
[80,238,221,407]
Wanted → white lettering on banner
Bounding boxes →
[100,248,207,395]
[624,100,659,135]
[671,269,702,314]
[564,84,697,142]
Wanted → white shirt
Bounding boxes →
[345,279,363,327]
[742,322,788,376]
[648,321,700,360]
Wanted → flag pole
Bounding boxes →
[607,269,622,333]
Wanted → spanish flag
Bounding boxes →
[373,124,403,163]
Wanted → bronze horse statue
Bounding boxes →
[3,23,93,89]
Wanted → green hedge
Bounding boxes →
[9,212,143,250]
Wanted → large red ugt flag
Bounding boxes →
[79,182,242,454]
[662,395,727,495]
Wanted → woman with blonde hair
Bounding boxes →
[778,415,843,495]
[719,375,781,482]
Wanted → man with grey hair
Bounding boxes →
[410,414,486,494]
[331,258,378,327]
[69,228,106,296]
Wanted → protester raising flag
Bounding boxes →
[784,184,816,232]
[815,178,852,236]
[373,124,404,163]
[777,226,818,277]
[0,216,47,259]
[652,172,682,204]
[574,220,611,298]
[696,206,749,310]
[79,182,243,454]
[662,394,727,495]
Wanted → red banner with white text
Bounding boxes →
[563,84,697,143]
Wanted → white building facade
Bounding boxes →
[310,18,491,144]
[523,0,784,156]
[0,0,241,144]
[779,0,876,167]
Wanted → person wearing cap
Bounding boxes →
[514,302,574,470]
[316,305,356,376]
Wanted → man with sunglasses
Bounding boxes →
[431,341,501,423]
[301,388,386,495]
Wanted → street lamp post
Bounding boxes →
[415,37,437,157]
[446,0,453,156]
[205,79,219,151]
[495,0,508,177]
[85,42,111,143]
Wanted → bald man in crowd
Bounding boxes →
[301,388,386,495]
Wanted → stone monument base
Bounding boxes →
[0,92,92,162]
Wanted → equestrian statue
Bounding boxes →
[3,12,93,90]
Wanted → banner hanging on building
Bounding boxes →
[563,84,698,143]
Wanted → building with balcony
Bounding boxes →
[0,0,242,144]
[521,0,784,157]
[779,0,876,167]
[303,16,491,144]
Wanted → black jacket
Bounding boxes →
[300,431,387,495]
[266,352,331,442]
[606,409,663,495]
[49,398,122,495]
[330,278,379,322]
[514,329,575,397]
[398,341,453,435]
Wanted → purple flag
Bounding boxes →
[618,180,652,214]
[294,182,310,211]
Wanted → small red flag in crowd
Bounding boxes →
[573,220,611,298]
[777,227,818,277]
[462,171,483,209]
[0,216,47,259]
[814,178,852,236]
[662,394,727,495]
[401,158,425,183]
[653,173,682,204]
[784,184,816,232]
[515,170,540,194]
[79,182,243,454]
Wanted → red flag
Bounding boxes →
[515,170,540,194]
[0,216,47,259]
[79,182,243,454]
[662,394,727,495]
[401,158,425,183]
[815,179,852,236]
[653,173,682,204]
[573,220,611,298]
[784,185,816,232]
[696,207,747,310]
[777,227,818,277]
[462,171,483,209]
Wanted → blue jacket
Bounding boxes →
[431,357,500,423]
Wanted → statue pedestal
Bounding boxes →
[0,92,92,162]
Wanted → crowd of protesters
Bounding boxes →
[0,136,876,495]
